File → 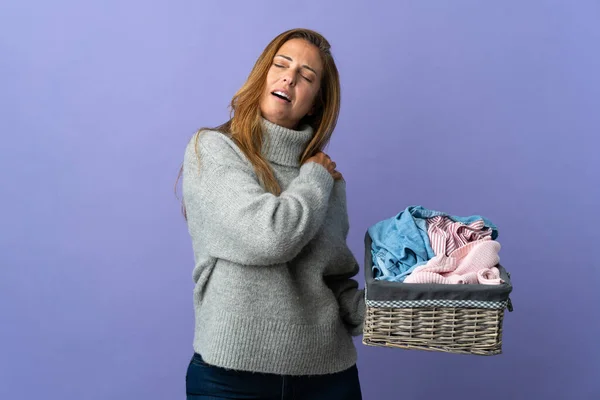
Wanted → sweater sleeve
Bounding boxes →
[182,132,335,266]
[327,273,366,336]
[323,181,366,336]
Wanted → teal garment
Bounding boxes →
[367,206,498,282]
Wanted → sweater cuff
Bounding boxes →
[346,289,366,336]
[300,161,335,192]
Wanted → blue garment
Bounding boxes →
[367,205,498,282]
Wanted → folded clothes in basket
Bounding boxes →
[368,205,500,284]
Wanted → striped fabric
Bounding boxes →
[402,216,503,285]
[403,238,503,285]
[427,216,493,256]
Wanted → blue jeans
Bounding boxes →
[186,353,362,400]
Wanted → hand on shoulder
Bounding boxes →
[304,151,343,181]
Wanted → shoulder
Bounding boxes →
[184,129,251,170]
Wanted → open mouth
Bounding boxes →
[271,91,291,103]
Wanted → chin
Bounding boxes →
[261,111,289,127]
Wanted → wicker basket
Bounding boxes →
[362,232,513,356]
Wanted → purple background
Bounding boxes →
[2,1,599,399]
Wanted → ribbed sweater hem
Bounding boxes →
[193,310,358,376]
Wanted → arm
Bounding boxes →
[324,180,365,336]
[326,270,366,336]
[182,133,335,266]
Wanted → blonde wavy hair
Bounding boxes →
[176,28,341,218]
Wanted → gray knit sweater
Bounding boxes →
[182,118,365,376]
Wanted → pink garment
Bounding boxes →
[403,238,503,285]
[427,216,493,256]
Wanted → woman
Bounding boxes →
[180,28,365,400]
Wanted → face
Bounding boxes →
[259,38,323,129]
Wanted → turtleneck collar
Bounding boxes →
[261,118,314,167]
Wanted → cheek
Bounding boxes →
[267,69,281,84]
[299,87,319,110]
[262,72,274,92]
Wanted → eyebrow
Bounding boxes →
[275,54,318,75]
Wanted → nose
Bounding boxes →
[282,72,295,86]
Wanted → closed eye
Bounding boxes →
[273,62,314,82]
